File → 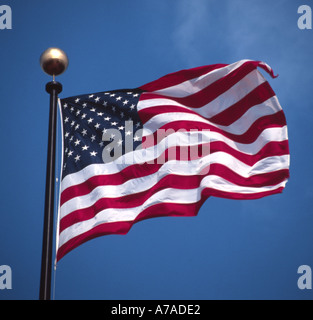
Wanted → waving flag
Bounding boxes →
[56,60,290,261]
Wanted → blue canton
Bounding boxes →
[60,89,143,177]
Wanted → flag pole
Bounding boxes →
[39,48,68,300]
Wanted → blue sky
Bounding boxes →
[0,0,313,300]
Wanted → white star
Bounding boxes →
[95,97,100,102]
[82,145,89,151]
[120,112,124,118]
[70,121,75,127]
[74,139,81,146]
[74,155,81,162]
[75,124,80,130]
[64,117,69,123]
[111,121,117,126]
[90,108,96,112]
[133,93,139,97]
[76,110,81,116]
[104,116,111,121]
[87,118,94,124]
[110,93,116,97]
[123,99,129,105]
[125,130,132,136]
[103,101,108,106]
[134,136,140,141]
[75,98,80,103]
[89,94,94,98]
[81,113,87,119]
[97,112,104,116]
[130,104,135,110]
[68,150,73,157]
[65,132,69,138]
[94,123,100,129]
[118,126,124,130]
[82,103,87,108]
[90,151,97,156]
[91,135,96,142]
[117,139,123,146]
[81,129,87,136]
[63,103,68,108]
[116,96,122,101]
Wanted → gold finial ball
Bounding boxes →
[40,47,69,77]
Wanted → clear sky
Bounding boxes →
[0,0,313,300]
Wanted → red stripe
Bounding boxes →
[139,63,228,92]
[210,140,289,166]
[139,60,276,93]
[57,201,204,261]
[61,144,209,206]
[138,104,198,124]
[59,166,289,233]
[60,162,159,206]
[142,111,287,146]
[60,173,205,232]
[209,81,276,125]
[138,81,275,125]
[140,61,256,108]
[57,182,284,262]
[61,139,289,206]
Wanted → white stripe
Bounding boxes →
[60,156,207,218]
[201,174,287,194]
[58,176,287,248]
[221,96,281,135]
[61,130,211,192]
[152,59,250,98]
[141,96,281,137]
[61,126,289,193]
[209,126,288,154]
[60,152,289,219]
[138,69,266,119]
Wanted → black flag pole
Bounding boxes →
[39,48,68,300]
[39,80,62,300]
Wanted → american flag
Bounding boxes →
[56,60,290,261]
